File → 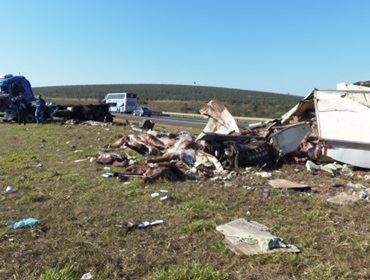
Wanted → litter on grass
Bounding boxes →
[81,272,93,280]
[5,185,14,193]
[268,179,311,191]
[12,218,39,229]
[119,220,164,230]
[216,219,299,255]
[327,192,361,205]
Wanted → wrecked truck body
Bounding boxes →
[51,104,113,122]
[103,98,312,183]
[196,99,312,169]
[101,91,370,184]
[198,133,275,169]
[314,90,370,169]
[198,122,310,170]
[280,87,370,169]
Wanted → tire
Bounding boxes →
[25,113,35,123]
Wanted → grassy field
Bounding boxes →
[1,123,370,279]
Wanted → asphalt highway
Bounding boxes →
[113,113,208,128]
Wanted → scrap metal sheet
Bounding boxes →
[315,90,370,168]
[216,219,300,255]
[315,91,370,144]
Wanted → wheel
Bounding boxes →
[25,113,36,123]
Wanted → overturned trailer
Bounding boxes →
[282,86,370,169]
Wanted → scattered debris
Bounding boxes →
[84,120,109,127]
[101,172,113,178]
[151,192,160,198]
[12,218,39,229]
[327,192,361,205]
[99,97,370,186]
[199,133,275,169]
[119,220,164,231]
[197,98,240,139]
[140,119,155,130]
[216,219,300,255]
[138,220,164,228]
[268,179,310,190]
[5,185,14,193]
[359,190,369,199]
[270,122,311,156]
[74,159,88,163]
[81,272,93,280]
[255,172,272,178]
[96,152,127,166]
[347,182,366,189]
[305,160,341,176]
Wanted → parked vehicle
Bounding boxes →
[103,92,138,113]
[132,106,152,117]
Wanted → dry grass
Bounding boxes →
[0,123,369,279]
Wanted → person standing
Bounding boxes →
[13,93,27,125]
[35,95,46,124]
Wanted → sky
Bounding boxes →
[2,0,370,96]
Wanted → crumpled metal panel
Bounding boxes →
[197,98,240,140]
[270,122,311,156]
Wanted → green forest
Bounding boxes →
[34,84,301,118]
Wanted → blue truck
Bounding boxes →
[0,74,37,122]
[0,74,113,123]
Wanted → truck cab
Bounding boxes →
[0,74,35,121]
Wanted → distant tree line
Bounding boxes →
[33,84,301,118]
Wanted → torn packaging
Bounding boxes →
[96,152,127,165]
[115,135,162,155]
[143,163,189,182]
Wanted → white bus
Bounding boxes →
[103,92,138,113]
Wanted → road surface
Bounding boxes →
[113,113,208,128]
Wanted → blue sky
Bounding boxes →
[2,0,370,95]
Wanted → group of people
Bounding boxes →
[12,94,46,125]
